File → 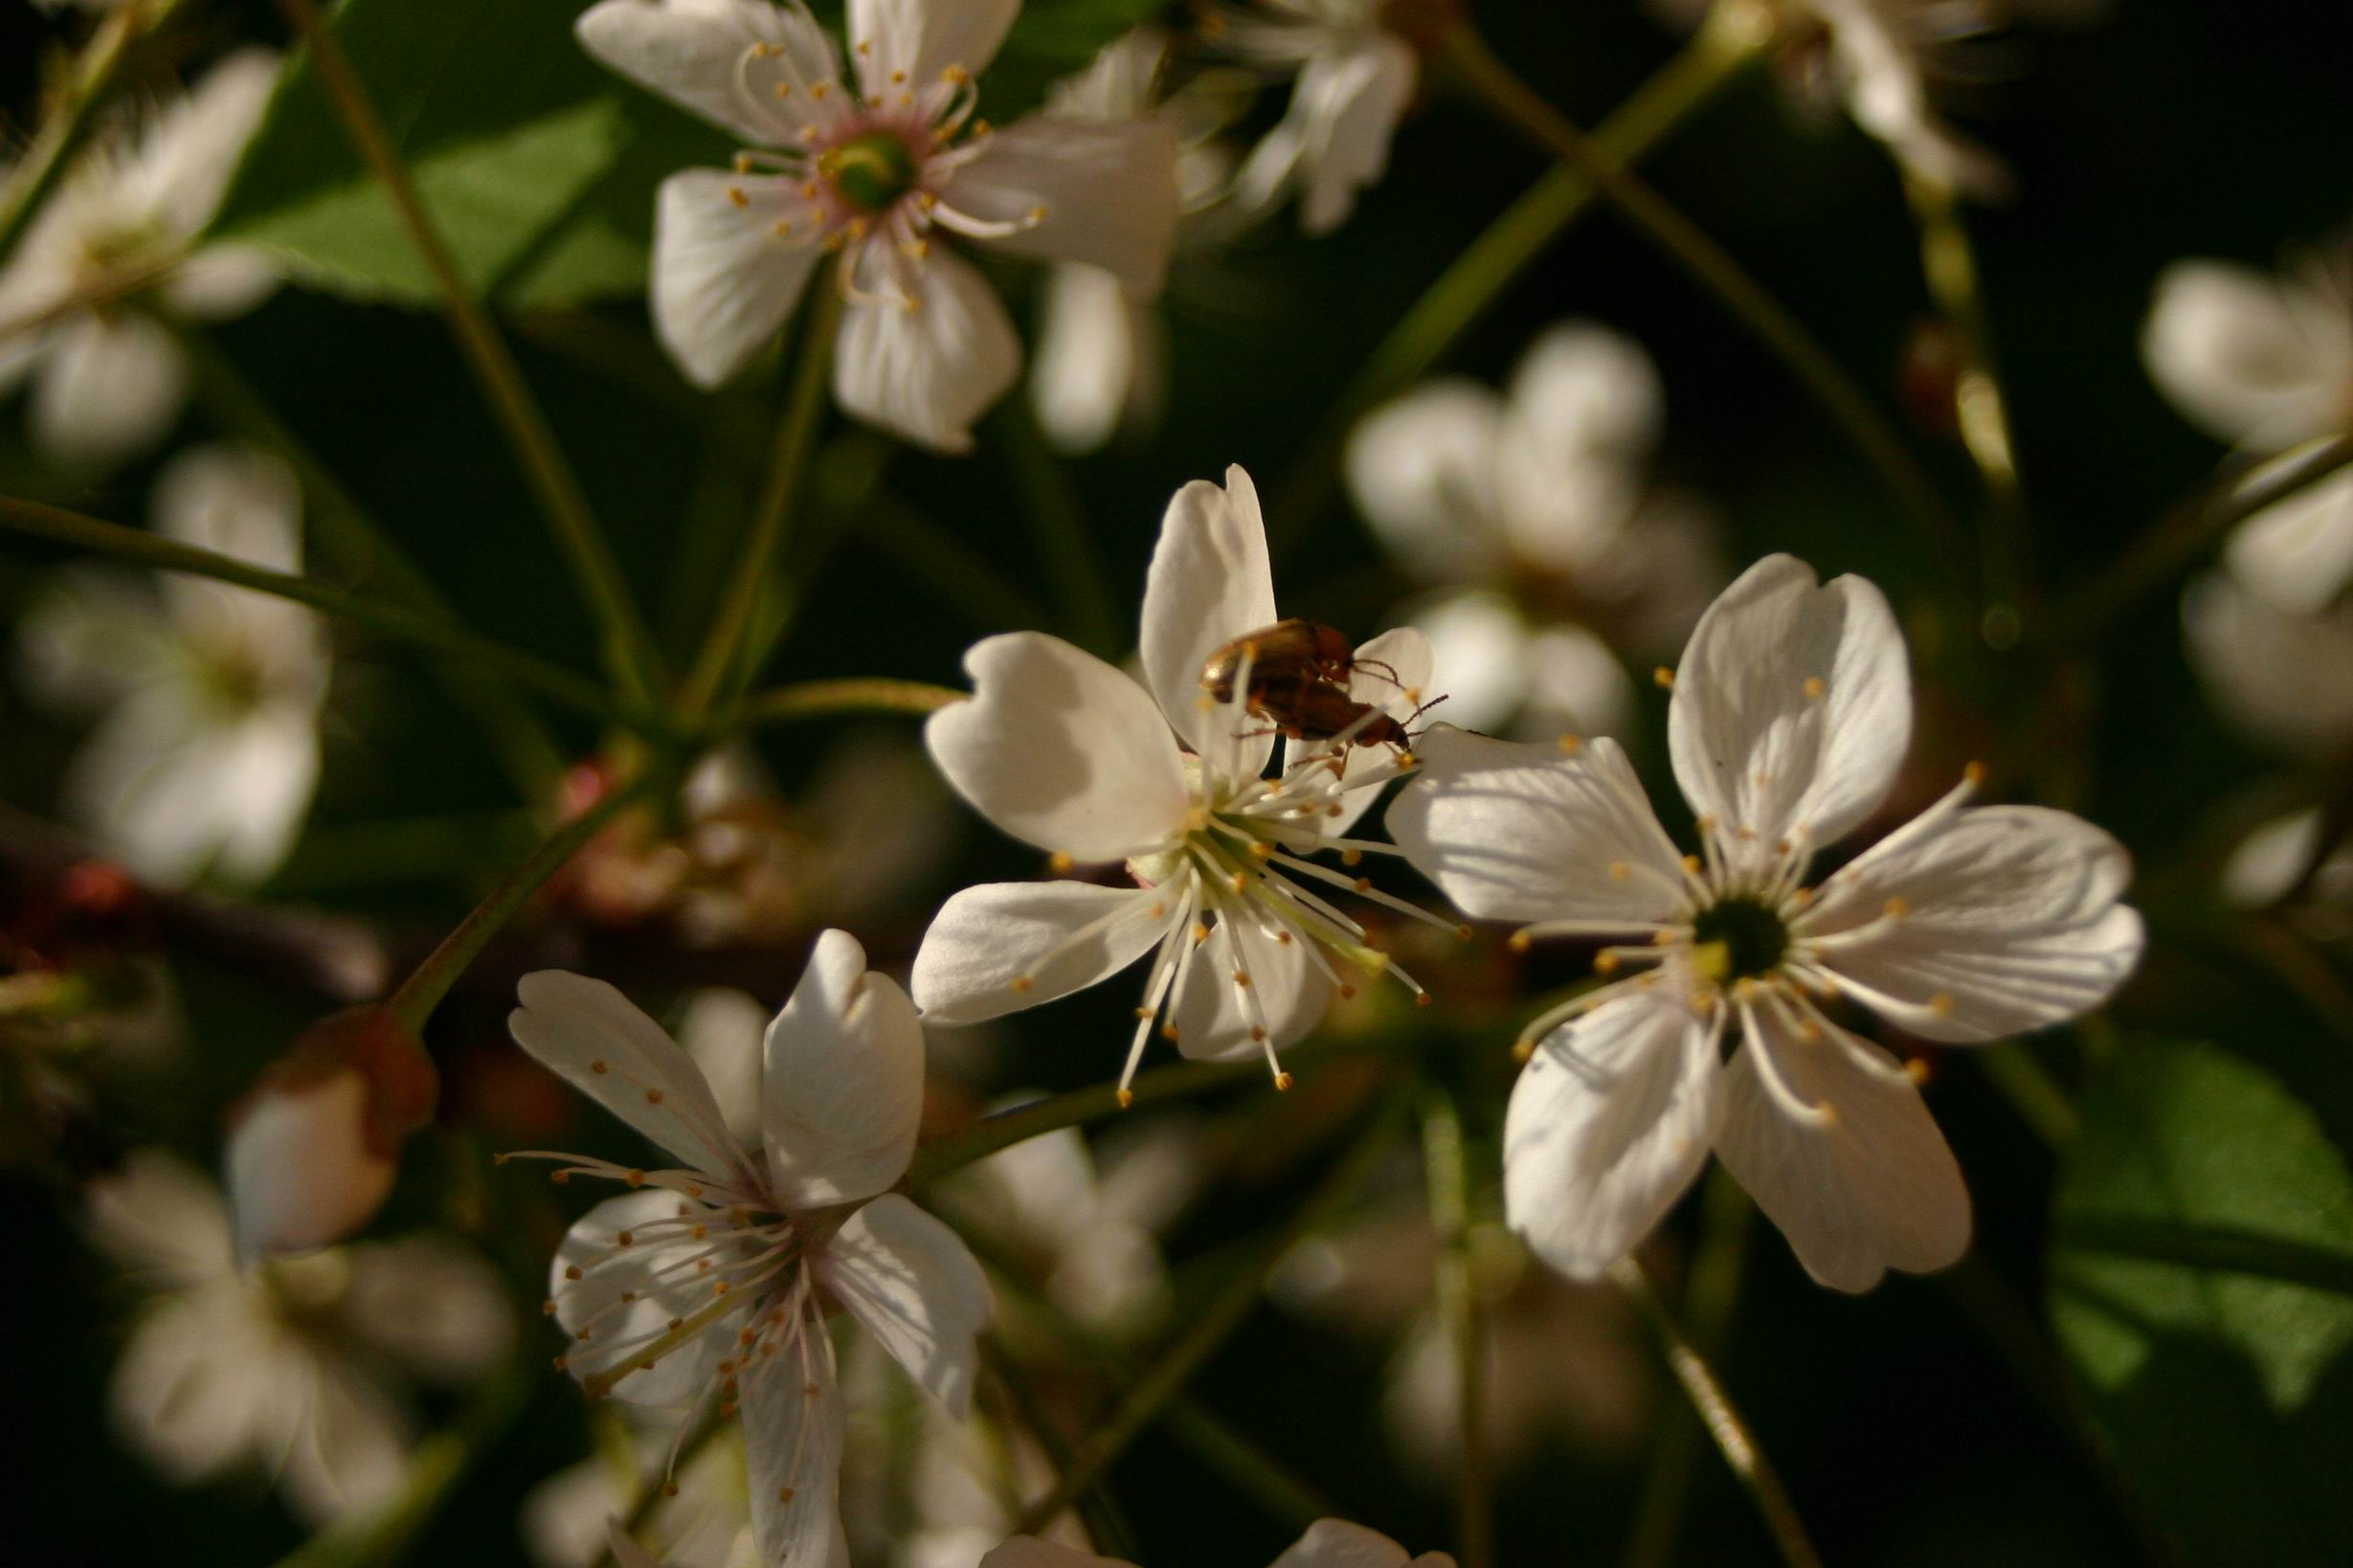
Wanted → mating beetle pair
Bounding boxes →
[1199,618,1443,753]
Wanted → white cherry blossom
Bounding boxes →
[16,443,328,887]
[86,1149,510,1524]
[980,1518,1457,1568]
[911,465,1455,1099]
[1346,321,1723,740]
[575,0,1178,451]
[0,49,279,467]
[1218,0,1419,235]
[504,930,989,1568]
[1390,555,2144,1290]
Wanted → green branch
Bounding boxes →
[1423,1089,1492,1568]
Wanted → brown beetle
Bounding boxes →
[1199,618,1405,706]
[1247,680,1447,753]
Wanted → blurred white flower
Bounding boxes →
[935,1111,1200,1342]
[1220,0,1419,235]
[1346,322,1723,740]
[1392,555,2145,1290]
[525,1420,756,1568]
[1273,1192,1649,1474]
[16,443,328,888]
[2145,249,2353,619]
[982,1517,1456,1568]
[0,50,280,467]
[912,465,1450,1097]
[575,0,1179,451]
[2220,808,2353,914]
[87,1149,510,1524]
[2181,571,2353,754]
[505,930,990,1568]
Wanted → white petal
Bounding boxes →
[679,988,772,1147]
[816,1193,991,1413]
[1403,594,1531,734]
[1509,321,1664,461]
[1290,36,1416,235]
[2221,469,2353,616]
[911,879,1168,1024]
[1503,992,1721,1280]
[926,632,1190,861]
[1269,1518,1452,1568]
[1667,554,1910,864]
[979,1541,1126,1568]
[549,1191,750,1407]
[1344,382,1509,583]
[204,707,324,882]
[1139,464,1281,763]
[850,0,1018,84]
[832,248,1020,452]
[2142,259,2352,449]
[1168,907,1333,1061]
[577,0,841,146]
[1387,728,1688,926]
[762,930,925,1206]
[85,1148,235,1288]
[224,1068,396,1257]
[340,1236,515,1383]
[275,1355,414,1524]
[1516,623,1636,744]
[153,441,304,571]
[2182,571,2353,751]
[161,245,280,320]
[2220,809,2325,909]
[741,1334,852,1568]
[1308,622,1437,834]
[608,1525,669,1568]
[509,972,750,1177]
[109,1292,278,1483]
[1715,1014,1969,1293]
[651,168,822,389]
[1804,805,2142,1043]
[30,309,189,467]
[133,48,280,236]
[948,116,1179,293]
[1030,261,1157,454]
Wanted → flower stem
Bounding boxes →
[274,0,665,709]
[1976,1040,2079,1150]
[1904,173,2033,638]
[728,676,966,732]
[0,0,193,266]
[1441,26,1967,589]
[1268,11,1765,560]
[1423,1089,1492,1568]
[1010,1084,1412,1533]
[0,490,634,728]
[177,325,569,799]
[1611,1255,1824,1568]
[679,280,842,716]
[384,770,667,1036]
[995,397,1123,660]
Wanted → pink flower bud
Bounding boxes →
[224,1006,437,1259]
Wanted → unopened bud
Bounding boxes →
[224,1005,436,1260]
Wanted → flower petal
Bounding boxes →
[928,631,1190,860]
[1387,728,1688,927]
[1715,1014,1970,1293]
[2142,258,2352,450]
[980,1541,1129,1568]
[763,930,925,1207]
[133,48,280,236]
[1269,1517,1452,1568]
[223,1066,395,1259]
[1302,622,1438,834]
[577,0,840,146]
[549,1191,750,1407]
[1804,805,2142,1043]
[509,972,750,1178]
[1030,261,1161,454]
[2221,468,2353,616]
[1344,382,1509,583]
[1139,464,1281,763]
[679,987,771,1147]
[741,1333,852,1568]
[1503,991,1721,1280]
[1519,623,1636,744]
[1508,321,1663,463]
[108,1292,278,1484]
[1289,37,1416,235]
[911,879,1168,1024]
[2183,571,2353,752]
[651,168,822,389]
[1168,906,1333,1061]
[815,1192,991,1414]
[340,1236,515,1384]
[160,244,279,320]
[946,116,1179,294]
[833,247,1020,452]
[31,309,189,467]
[851,0,1019,84]
[1667,554,1910,865]
[275,1355,413,1525]
[85,1149,235,1288]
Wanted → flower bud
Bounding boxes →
[224,1005,437,1259]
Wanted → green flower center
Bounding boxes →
[822,132,919,213]
[1690,897,1788,984]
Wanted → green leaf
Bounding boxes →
[2048,1039,2353,1567]
[211,0,729,309]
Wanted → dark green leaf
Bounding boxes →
[2048,1039,2353,1567]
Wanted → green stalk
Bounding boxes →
[996,398,1122,659]
[1268,13,1767,558]
[0,491,632,728]
[1010,1086,1411,1532]
[275,0,665,708]
[1423,1090,1491,1568]
[728,676,965,732]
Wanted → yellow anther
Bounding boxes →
[1905,1057,1932,1085]
[1455,924,1474,941]
[1803,676,1826,700]
[1008,974,1035,993]
[1233,970,1252,989]
[773,220,793,237]
[727,187,749,208]
[1883,896,1910,920]
[1930,992,1958,1017]
[1228,871,1249,893]
[552,1355,569,1371]
[645,1087,664,1105]
[1964,760,1986,786]
[1116,1087,1134,1109]
[1653,666,1675,689]
[1354,876,1373,892]
[1683,854,1703,874]
[1557,733,1583,753]
[1594,952,1621,975]
[1250,1026,1268,1042]
[590,1060,609,1075]
[1274,1071,1294,1091]
[1191,922,1210,944]
[1817,1102,1841,1128]
[1342,847,1364,866]
[1047,851,1073,873]
[1513,1038,1536,1064]
[1508,929,1533,952]
[1608,862,1630,883]
[565,1265,583,1281]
